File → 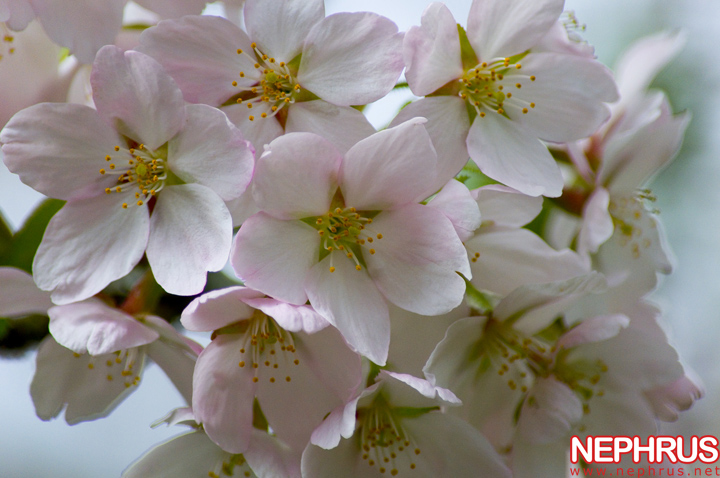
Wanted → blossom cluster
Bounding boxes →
[0,0,702,476]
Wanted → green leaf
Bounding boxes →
[0,211,13,262]
[464,277,501,315]
[4,199,64,273]
[393,406,440,418]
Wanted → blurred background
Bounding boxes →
[0,0,718,475]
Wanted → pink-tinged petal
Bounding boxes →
[1,103,124,201]
[244,0,324,63]
[122,431,235,478]
[534,20,596,58]
[226,187,260,227]
[390,96,471,189]
[578,188,614,255]
[147,184,232,296]
[517,377,583,443]
[146,337,197,406]
[138,15,256,106]
[3,0,35,31]
[31,0,125,63]
[427,179,482,242]
[193,334,256,453]
[244,430,302,478]
[310,384,380,450]
[467,113,563,197]
[133,0,206,18]
[91,46,186,150]
[341,118,439,210]
[466,228,588,296]
[615,31,686,103]
[242,297,329,334]
[366,204,469,315]
[645,375,704,422]
[48,299,159,355]
[284,100,376,154]
[512,439,569,478]
[557,314,629,350]
[33,195,149,305]
[181,286,262,332]
[472,184,542,228]
[514,53,618,143]
[467,0,562,60]
[0,267,54,317]
[306,254,389,365]
[298,12,403,106]
[168,104,254,201]
[252,132,341,219]
[404,3,463,97]
[223,103,284,156]
[382,371,461,405]
[232,213,320,305]
[30,336,145,424]
[257,326,362,452]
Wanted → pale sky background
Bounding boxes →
[0,0,718,476]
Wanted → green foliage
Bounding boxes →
[0,199,64,273]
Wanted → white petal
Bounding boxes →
[91,46,186,150]
[284,101,376,154]
[252,132,341,219]
[180,286,262,332]
[147,184,232,296]
[48,299,159,355]
[341,118,439,210]
[390,96,471,191]
[232,213,320,305]
[146,338,197,407]
[1,103,125,201]
[473,184,543,228]
[578,188,614,255]
[31,0,124,63]
[467,0,563,60]
[133,0,206,18]
[467,113,563,197]
[557,314,630,350]
[242,298,329,334]
[514,53,618,142]
[0,267,54,317]
[517,377,583,443]
[404,2,463,97]
[427,179,482,242]
[382,371,461,406]
[466,228,588,296]
[366,205,469,315]
[244,0,324,63]
[306,254,390,365]
[223,103,284,156]
[138,15,256,106]
[169,104,254,201]
[298,12,403,106]
[33,195,149,305]
[30,336,145,424]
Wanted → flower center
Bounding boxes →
[0,24,15,61]
[552,351,609,417]
[236,311,299,385]
[310,207,382,273]
[608,193,657,260]
[99,143,168,209]
[358,396,422,476]
[73,348,142,388]
[232,43,300,122]
[208,454,255,478]
[459,57,536,118]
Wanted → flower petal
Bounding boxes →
[252,132,341,219]
[33,195,149,305]
[366,204,469,316]
[467,0,563,60]
[517,377,584,443]
[133,0,206,18]
[138,15,256,106]
[390,96,471,190]
[232,213,320,305]
[284,100,376,154]
[298,12,403,106]
[30,336,145,424]
[244,0,324,63]
[193,334,256,453]
[306,254,390,366]
[223,103,285,156]
[427,179,482,242]
[168,104,254,201]
[467,113,563,197]
[404,2,464,97]
[242,297,329,334]
[91,46,186,150]
[578,188,614,256]
[341,118,439,210]
[1,103,124,201]
[31,0,124,63]
[473,184,542,228]
[147,184,232,296]
[465,228,588,296]
[0,267,54,317]
[48,299,159,355]
[180,286,263,332]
